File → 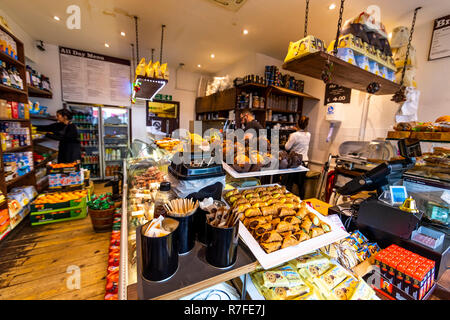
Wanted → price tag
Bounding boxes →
[325,83,351,105]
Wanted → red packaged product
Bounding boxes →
[11,101,18,119]
[395,259,412,289]
[404,264,419,295]
[108,255,120,267]
[416,265,431,293]
[104,293,118,300]
[411,268,429,300]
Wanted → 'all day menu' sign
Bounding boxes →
[429,15,450,61]
[59,46,132,106]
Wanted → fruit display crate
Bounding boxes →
[30,196,87,226]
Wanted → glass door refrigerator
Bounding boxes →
[69,104,102,180]
[100,106,130,179]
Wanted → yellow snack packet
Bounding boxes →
[152,61,161,78]
[331,276,359,300]
[145,60,153,77]
[135,58,146,78]
[160,63,168,78]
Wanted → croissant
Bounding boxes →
[235,198,249,206]
[261,242,282,254]
[310,227,325,238]
[281,235,300,249]
[279,231,293,238]
[244,208,262,218]
[261,231,283,243]
[282,216,301,225]
[233,203,251,213]
[255,223,273,236]
[297,204,308,219]
[276,221,295,233]
[301,217,312,232]
[292,224,301,232]
[279,208,297,217]
[247,216,270,229]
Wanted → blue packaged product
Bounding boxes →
[354,54,370,71]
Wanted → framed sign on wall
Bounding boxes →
[146,100,180,134]
[428,15,450,61]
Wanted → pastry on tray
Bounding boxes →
[223,185,332,254]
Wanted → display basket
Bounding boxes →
[88,206,115,233]
[46,162,81,174]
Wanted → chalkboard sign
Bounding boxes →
[429,15,450,61]
[324,83,352,105]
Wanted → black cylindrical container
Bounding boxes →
[205,222,239,268]
[140,218,179,282]
[167,209,196,255]
[195,200,226,245]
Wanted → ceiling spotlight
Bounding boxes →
[210,54,215,59]
[120,32,126,36]
[197,64,202,68]
[105,43,110,48]
[388,32,392,39]
[243,29,249,35]
[329,3,336,10]
[54,16,60,21]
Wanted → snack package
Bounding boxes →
[351,230,369,245]
[278,265,304,287]
[135,58,146,78]
[331,276,359,300]
[316,265,349,292]
[284,35,326,63]
[265,283,310,300]
[355,54,370,71]
[350,279,377,300]
[144,60,154,77]
[336,48,357,65]
[368,60,381,76]
[302,261,333,279]
[262,270,290,288]
[290,251,329,269]
[367,242,381,256]
[340,236,360,251]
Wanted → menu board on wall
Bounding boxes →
[324,83,351,105]
[59,46,131,106]
[429,15,450,61]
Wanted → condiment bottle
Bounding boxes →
[154,182,172,218]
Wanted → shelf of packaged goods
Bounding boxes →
[0,118,29,122]
[30,114,57,121]
[199,118,229,122]
[105,159,124,162]
[3,145,32,153]
[6,170,35,188]
[0,84,27,95]
[27,86,52,99]
[282,51,400,96]
[238,82,267,90]
[0,50,24,68]
[32,137,47,143]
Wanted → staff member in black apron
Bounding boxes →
[35,109,81,163]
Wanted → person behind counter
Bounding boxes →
[35,109,81,163]
[239,109,263,140]
[283,116,311,198]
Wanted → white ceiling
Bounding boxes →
[0,0,442,74]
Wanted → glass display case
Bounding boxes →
[119,140,171,299]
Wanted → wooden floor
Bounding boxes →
[0,183,112,300]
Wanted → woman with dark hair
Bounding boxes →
[283,116,311,198]
[35,109,81,163]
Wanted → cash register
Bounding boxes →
[332,139,449,280]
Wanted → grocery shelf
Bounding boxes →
[238,82,267,90]
[268,108,301,114]
[0,84,27,95]
[0,50,24,68]
[3,145,32,153]
[282,51,400,96]
[6,170,35,187]
[0,117,29,122]
[30,114,57,121]
[27,86,53,99]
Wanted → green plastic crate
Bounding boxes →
[30,197,87,226]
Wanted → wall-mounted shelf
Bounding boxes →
[30,114,57,121]
[0,50,24,68]
[6,170,35,188]
[27,86,53,99]
[0,84,27,95]
[268,85,320,100]
[0,118,30,122]
[282,51,400,95]
[3,145,32,153]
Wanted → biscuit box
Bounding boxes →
[48,171,84,188]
